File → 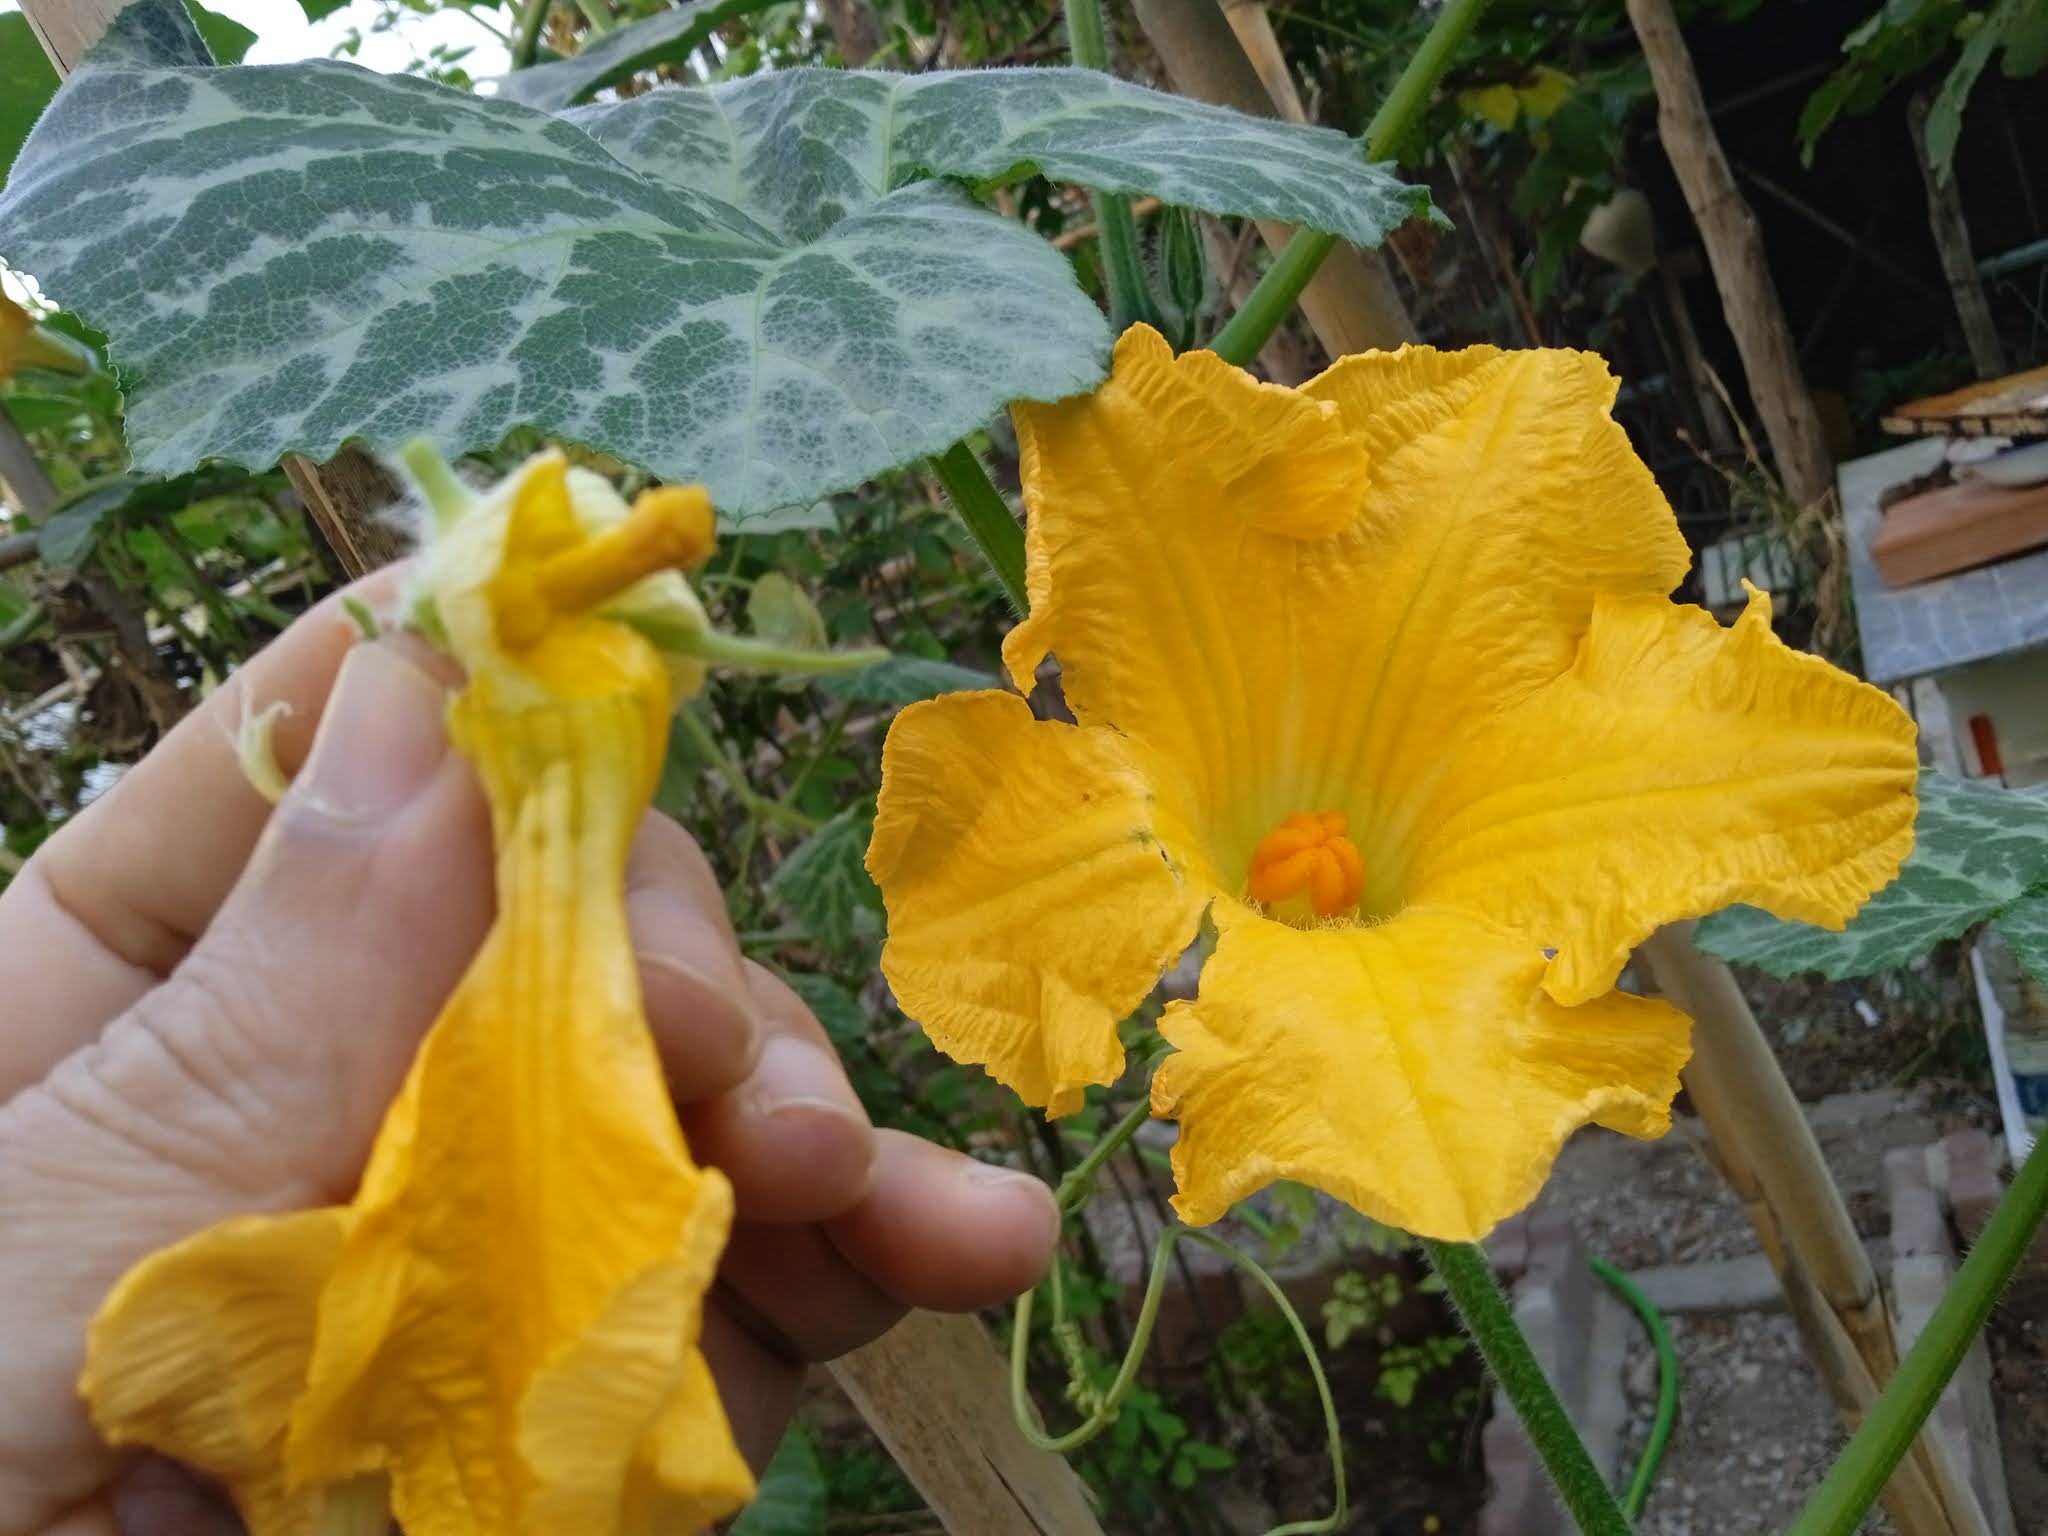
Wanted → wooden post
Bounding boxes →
[1640,924,1990,1536]
[21,8,1107,1535]
[818,0,881,66]
[1129,0,1418,358]
[1625,0,1837,512]
[1219,0,1307,123]
[828,1313,1104,1534]
[1909,92,2007,381]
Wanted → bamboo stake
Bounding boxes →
[22,7,1103,1533]
[830,1313,1106,1535]
[1219,0,1307,123]
[1907,92,2007,382]
[1625,0,1837,513]
[1640,923,1989,1536]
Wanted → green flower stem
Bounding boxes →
[574,0,616,34]
[1063,0,1155,333]
[929,442,1028,612]
[1421,1238,1632,1536]
[1785,1137,2048,1536]
[511,0,550,67]
[1208,0,1489,367]
[397,438,473,531]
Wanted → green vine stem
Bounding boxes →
[511,0,550,68]
[1785,1137,2048,1536]
[1420,1239,1633,1536]
[1054,1097,1155,1214]
[1063,0,1155,332]
[1011,1219,1347,1536]
[673,705,820,833]
[929,442,1028,612]
[1209,0,1489,366]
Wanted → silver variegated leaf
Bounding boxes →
[0,25,1432,520]
[568,67,1436,252]
[494,0,782,110]
[1696,773,2048,979]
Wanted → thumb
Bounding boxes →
[80,636,490,1207]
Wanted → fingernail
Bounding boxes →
[295,642,450,822]
[747,1035,866,1123]
[965,1160,1047,1193]
[965,1160,1062,1247]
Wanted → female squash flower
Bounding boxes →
[81,451,758,1536]
[868,326,1918,1244]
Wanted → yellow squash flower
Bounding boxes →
[81,452,755,1536]
[868,326,1918,1243]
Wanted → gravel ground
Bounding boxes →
[1527,1085,1978,1535]
[1616,1311,1893,1536]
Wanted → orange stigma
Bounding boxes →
[1247,811,1364,917]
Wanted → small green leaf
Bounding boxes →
[496,0,785,109]
[816,654,998,705]
[1924,11,2003,179]
[747,572,828,653]
[297,0,355,19]
[1697,774,2048,978]
[769,800,881,949]
[728,1424,826,1536]
[36,475,158,569]
[0,393,89,433]
[780,971,868,1044]
[181,1,257,65]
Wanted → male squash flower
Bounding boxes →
[868,326,1917,1244]
[81,451,761,1536]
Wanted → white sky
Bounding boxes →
[0,0,512,75]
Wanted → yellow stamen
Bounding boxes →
[1247,810,1363,917]
[495,477,716,650]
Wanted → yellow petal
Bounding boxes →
[283,637,748,1535]
[1410,586,1919,1005]
[82,1210,356,1536]
[868,689,1209,1116]
[1152,903,1692,1241]
[1289,346,1691,903]
[1002,327,1380,875]
[1001,332,1690,898]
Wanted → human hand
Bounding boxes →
[0,572,1059,1536]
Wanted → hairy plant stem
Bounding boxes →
[1421,1239,1632,1536]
